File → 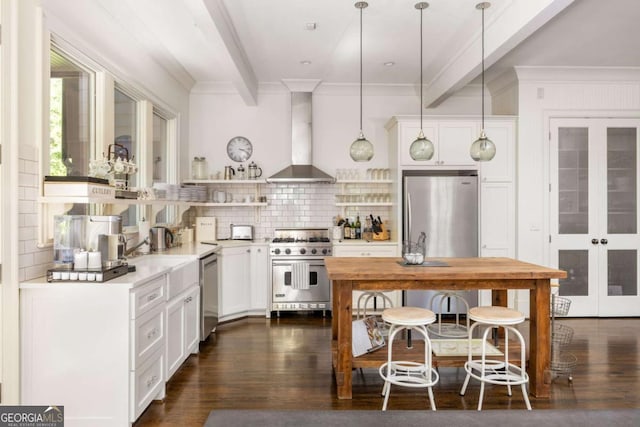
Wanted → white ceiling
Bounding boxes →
[86,0,640,105]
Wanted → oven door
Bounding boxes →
[272,259,330,303]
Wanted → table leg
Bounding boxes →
[332,280,338,341]
[335,280,353,399]
[529,279,551,398]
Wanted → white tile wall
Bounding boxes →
[19,146,52,281]
[184,182,392,241]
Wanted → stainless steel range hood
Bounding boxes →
[266,91,335,184]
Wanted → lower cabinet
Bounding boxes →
[166,285,200,380]
[219,245,251,321]
[332,243,402,314]
[250,243,269,315]
[21,274,168,426]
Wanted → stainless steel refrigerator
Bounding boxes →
[403,170,479,313]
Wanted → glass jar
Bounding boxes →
[191,157,208,180]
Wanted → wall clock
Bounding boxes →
[226,136,253,162]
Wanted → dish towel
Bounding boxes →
[291,262,310,290]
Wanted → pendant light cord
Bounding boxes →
[419,6,423,132]
[481,5,485,131]
[359,6,363,134]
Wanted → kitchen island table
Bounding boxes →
[325,257,566,400]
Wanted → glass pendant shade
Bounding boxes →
[409,130,434,161]
[350,131,374,162]
[470,130,496,161]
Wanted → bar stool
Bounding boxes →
[356,292,394,319]
[459,306,531,411]
[379,307,439,411]
[426,291,470,338]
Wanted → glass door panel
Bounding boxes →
[558,128,589,234]
[607,128,637,234]
[558,250,589,296]
[607,250,637,296]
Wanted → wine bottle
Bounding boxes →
[344,219,351,239]
[355,215,362,240]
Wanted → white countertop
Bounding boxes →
[19,240,270,289]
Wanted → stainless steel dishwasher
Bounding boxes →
[200,252,218,340]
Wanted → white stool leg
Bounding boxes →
[381,324,402,410]
[509,325,532,410]
[459,322,479,396]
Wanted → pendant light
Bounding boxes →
[350,1,374,162]
[409,2,434,161]
[470,2,496,162]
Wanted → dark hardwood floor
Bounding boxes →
[134,315,640,426]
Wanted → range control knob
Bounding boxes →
[273,248,281,255]
[300,248,306,255]
[311,248,317,255]
[285,248,291,255]
[322,248,328,255]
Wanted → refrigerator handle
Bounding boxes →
[406,192,412,242]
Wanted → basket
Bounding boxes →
[551,351,578,371]
[551,295,572,316]
[552,323,574,345]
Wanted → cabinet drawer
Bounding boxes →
[333,245,398,257]
[131,304,165,368]
[130,348,164,422]
[168,260,199,300]
[130,275,166,319]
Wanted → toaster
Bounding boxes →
[230,224,253,240]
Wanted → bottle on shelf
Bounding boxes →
[355,215,362,240]
[344,219,351,240]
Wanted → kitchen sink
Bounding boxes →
[127,254,196,269]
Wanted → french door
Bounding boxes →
[549,118,640,316]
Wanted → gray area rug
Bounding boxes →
[205,409,640,427]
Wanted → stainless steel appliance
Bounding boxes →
[270,228,332,316]
[200,252,218,340]
[150,226,174,251]
[230,224,253,241]
[403,170,479,313]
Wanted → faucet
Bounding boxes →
[124,237,150,257]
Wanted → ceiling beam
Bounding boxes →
[197,0,258,105]
[423,0,575,108]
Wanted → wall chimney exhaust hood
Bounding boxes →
[267,84,335,184]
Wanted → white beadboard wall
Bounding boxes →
[513,66,640,315]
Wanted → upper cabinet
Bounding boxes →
[387,116,516,175]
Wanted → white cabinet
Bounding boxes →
[250,243,269,315]
[392,118,477,167]
[21,274,168,426]
[333,243,401,314]
[165,259,199,381]
[219,245,251,321]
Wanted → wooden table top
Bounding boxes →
[325,257,567,281]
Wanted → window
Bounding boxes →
[113,87,138,227]
[49,48,94,177]
[153,111,168,184]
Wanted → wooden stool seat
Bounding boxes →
[468,306,525,325]
[381,306,436,326]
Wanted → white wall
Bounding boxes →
[189,83,483,180]
[514,66,640,312]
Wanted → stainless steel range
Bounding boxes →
[270,228,332,316]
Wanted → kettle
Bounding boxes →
[248,161,262,180]
[224,166,235,180]
[237,164,247,180]
[150,226,174,252]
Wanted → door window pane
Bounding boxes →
[49,49,93,176]
[558,250,589,296]
[607,128,637,234]
[153,112,168,183]
[608,250,637,296]
[114,88,138,226]
[558,128,589,234]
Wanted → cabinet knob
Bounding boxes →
[247,249,251,253]
[600,238,608,245]
[591,238,599,245]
